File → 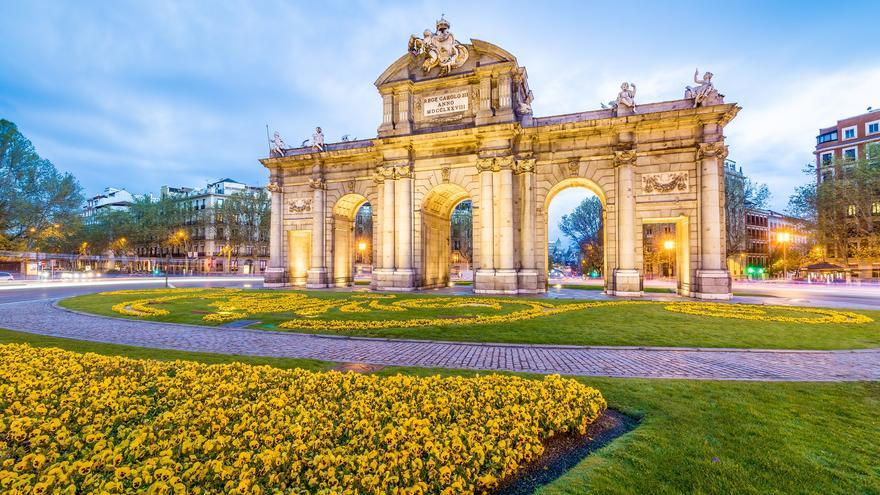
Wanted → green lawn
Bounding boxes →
[60,289,880,350]
[2,327,876,494]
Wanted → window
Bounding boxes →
[873,202,880,216]
[821,152,833,165]
[847,204,856,216]
[843,126,857,140]
[817,131,838,144]
[867,121,880,135]
[843,147,857,161]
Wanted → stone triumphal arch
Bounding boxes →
[261,18,739,298]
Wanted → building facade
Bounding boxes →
[82,187,137,224]
[136,178,270,274]
[815,108,880,183]
[261,19,739,298]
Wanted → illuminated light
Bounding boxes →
[554,284,562,289]
[776,232,791,243]
[663,240,675,250]
[358,241,367,251]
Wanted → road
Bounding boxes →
[0,277,263,305]
[1,277,879,309]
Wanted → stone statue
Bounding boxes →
[685,69,723,107]
[408,16,469,76]
[614,82,637,112]
[515,69,534,115]
[270,131,286,157]
[312,127,325,150]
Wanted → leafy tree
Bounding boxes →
[787,156,880,263]
[450,201,472,263]
[0,119,83,250]
[558,196,604,274]
[216,189,270,261]
[725,165,771,255]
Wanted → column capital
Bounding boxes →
[697,142,728,160]
[513,158,536,175]
[476,157,496,173]
[495,156,514,171]
[266,180,282,193]
[308,177,326,190]
[613,149,638,167]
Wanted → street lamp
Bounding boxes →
[777,231,791,279]
[662,239,675,278]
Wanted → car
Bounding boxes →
[0,272,14,281]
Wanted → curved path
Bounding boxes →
[1,299,878,381]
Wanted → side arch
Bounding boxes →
[420,183,472,288]
[331,193,371,286]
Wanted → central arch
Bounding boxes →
[420,183,471,288]
[543,178,608,288]
[332,193,371,287]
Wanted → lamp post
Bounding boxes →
[777,231,791,280]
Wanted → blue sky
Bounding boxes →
[2,0,879,237]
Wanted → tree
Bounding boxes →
[787,157,880,263]
[450,201,472,263]
[217,190,270,263]
[558,196,604,274]
[725,164,771,256]
[0,119,83,250]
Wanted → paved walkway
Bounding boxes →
[1,300,878,381]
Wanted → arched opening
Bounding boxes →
[544,178,607,288]
[421,184,472,288]
[332,194,372,287]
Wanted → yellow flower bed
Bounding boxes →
[664,302,873,324]
[0,344,606,494]
[99,289,873,330]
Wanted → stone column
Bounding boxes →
[694,142,732,299]
[609,150,643,296]
[264,175,286,286]
[474,158,495,292]
[515,158,539,292]
[393,164,415,289]
[306,175,329,288]
[496,73,513,120]
[494,156,517,293]
[372,167,396,289]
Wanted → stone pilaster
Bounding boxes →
[378,93,394,135]
[693,142,732,299]
[475,76,493,125]
[496,72,514,121]
[514,158,540,293]
[306,174,329,288]
[396,91,413,135]
[608,149,643,296]
[264,174,286,286]
[474,157,496,292]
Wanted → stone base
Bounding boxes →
[263,267,287,287]
[474,268,518,294]
[692,269,731,300]
[516,269,542,294]
[373,268,416,291]
[607,268,643,296]
[306,268,329,289]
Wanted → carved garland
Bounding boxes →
[288,198,312,213]
[642,172,689,194]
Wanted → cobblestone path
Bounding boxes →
[1,300,877,381]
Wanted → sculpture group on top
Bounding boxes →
[408,16,469,76]
[685,69,723,108]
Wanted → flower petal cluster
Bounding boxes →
[100,289,873,331]
[664,302,873,324]
[0,344,606,494]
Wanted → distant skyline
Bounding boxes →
[2,0,879,213]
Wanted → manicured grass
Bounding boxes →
[0,327,334,371]
[1,327,876,493]
[60,289,880,350]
